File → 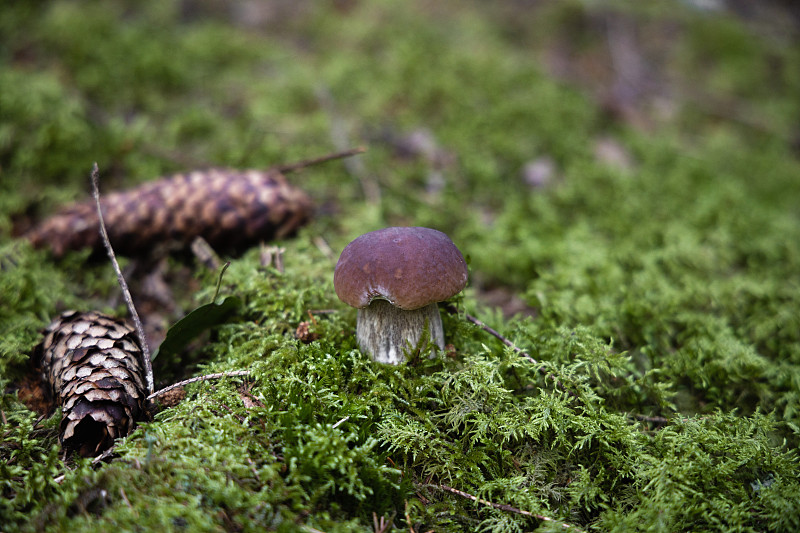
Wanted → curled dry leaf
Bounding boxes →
[155,386,186,408]
[36,311,148,457]
[27,169,313,258]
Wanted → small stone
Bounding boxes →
[522,157,556,188]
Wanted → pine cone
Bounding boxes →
[36,311,147,457]
[26,169,313,258]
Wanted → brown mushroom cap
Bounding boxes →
[334,226,468,310]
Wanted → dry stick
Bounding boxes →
[454,308,673,422]
[632,413,670,424]
[147,370,251,401]
[448,306,536,362]
[91,163,154,396]
[54,445,118,484]
[456,308,679,425]
[403,500,417,533]
[313,236,335,261]
[118,487,133,509]
[372,511,395,533]
[331,415,350,429]
[277,146,366,174]
[436,484,585,532]
[444,305,576,397]
[58,370,254,483]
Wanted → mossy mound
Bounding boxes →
[2,1,800,531]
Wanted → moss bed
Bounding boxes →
[2,1,800,531]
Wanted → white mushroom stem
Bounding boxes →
[356,299,444,364]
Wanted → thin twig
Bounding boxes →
[332,415,350,429]
[313,236,335,261]
[54,445,118,484]
[118,487,134,509]
[435,484,585,532]
[632,413,715,426]
[147,370,251,401]
[372,511,395,533]
[191,236,222,271]
[458,307,536,362]
[91,163,154,396]
[260,245,285,272]
[444,305,576,397]
[632,413,670,424]
[277,146,367,174]
[91,445,118,465]
[246,457,262,483]
[404,500,416,533]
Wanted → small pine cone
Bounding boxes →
[36,311,147,457]
[26,169,313,258]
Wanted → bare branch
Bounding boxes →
[54,445,119,484]
[435,484,585,532]
[91,163,154,396]
[191,236,222,270]
[277,146,367,174]
[313,236,336,262]
[632,413,670,424]
[147,370,251,401]
[260,245,285,272]
[404,500,417,533]
[332,415,350,429]
[372,511,395,533]
[444,305,576,397]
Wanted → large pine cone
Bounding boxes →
[36,311,147,457]
[26,169,313,258]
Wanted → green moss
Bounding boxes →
[2,0,800,531]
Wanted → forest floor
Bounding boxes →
[2,1,800,531]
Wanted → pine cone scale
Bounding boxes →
[27,169,313,257]
[37,311,147,457]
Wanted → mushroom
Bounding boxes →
[333,226,468,364]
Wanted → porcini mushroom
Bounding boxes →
[333,226,468,364]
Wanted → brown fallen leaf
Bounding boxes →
[155,386,186,409]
